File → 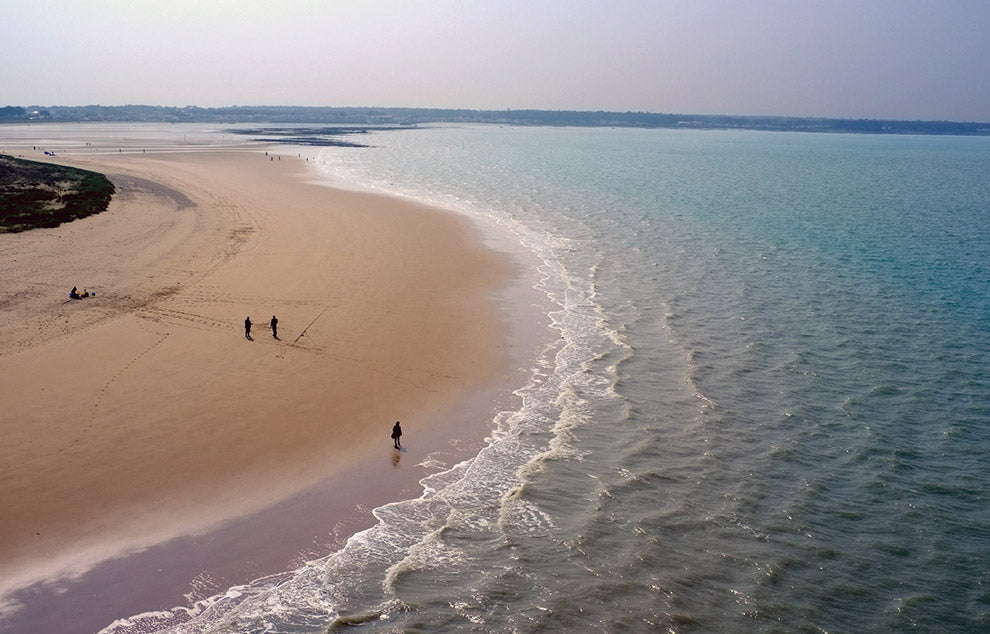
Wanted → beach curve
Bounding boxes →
[0,144,514,631]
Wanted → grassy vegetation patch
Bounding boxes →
[0,155,116,233]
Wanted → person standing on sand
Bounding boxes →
[245,316,252,338]
[391,421,403,448]
[270,315,278,338]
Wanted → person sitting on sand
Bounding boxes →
[69,286,79,299]
[391,421,403,448]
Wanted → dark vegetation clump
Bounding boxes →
[0,155,115,232]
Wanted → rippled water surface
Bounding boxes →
[93,125,990,633]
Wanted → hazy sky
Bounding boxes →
[3,0,989,121]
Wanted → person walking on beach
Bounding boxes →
[391,421,403,448]
[270,315,278,338]
[245,316,252,338]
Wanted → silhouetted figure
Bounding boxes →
[270,315,278,338]
[391,421,403,448]
[70,286,79,299]
[245,316,252,338]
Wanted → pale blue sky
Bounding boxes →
[3,0,988,121]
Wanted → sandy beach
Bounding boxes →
[0,143,518,631]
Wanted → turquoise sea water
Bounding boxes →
[126,125,987,633]
[8,124,987,632]
[307,127,990,633]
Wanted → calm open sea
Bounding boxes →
[36,124,989,633]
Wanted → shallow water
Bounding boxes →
[11,124,987,632]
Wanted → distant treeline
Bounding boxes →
[2,104,989,136]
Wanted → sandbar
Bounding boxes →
[0,142,521,631]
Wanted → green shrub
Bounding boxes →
[0,155,115,233]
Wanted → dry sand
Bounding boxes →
[0,146,516,629]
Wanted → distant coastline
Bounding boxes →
[2,104,989,136]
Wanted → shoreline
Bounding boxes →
[0,143,542,632]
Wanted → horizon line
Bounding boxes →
[7,104,990,126]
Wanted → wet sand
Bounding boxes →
[0,145,518,631]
